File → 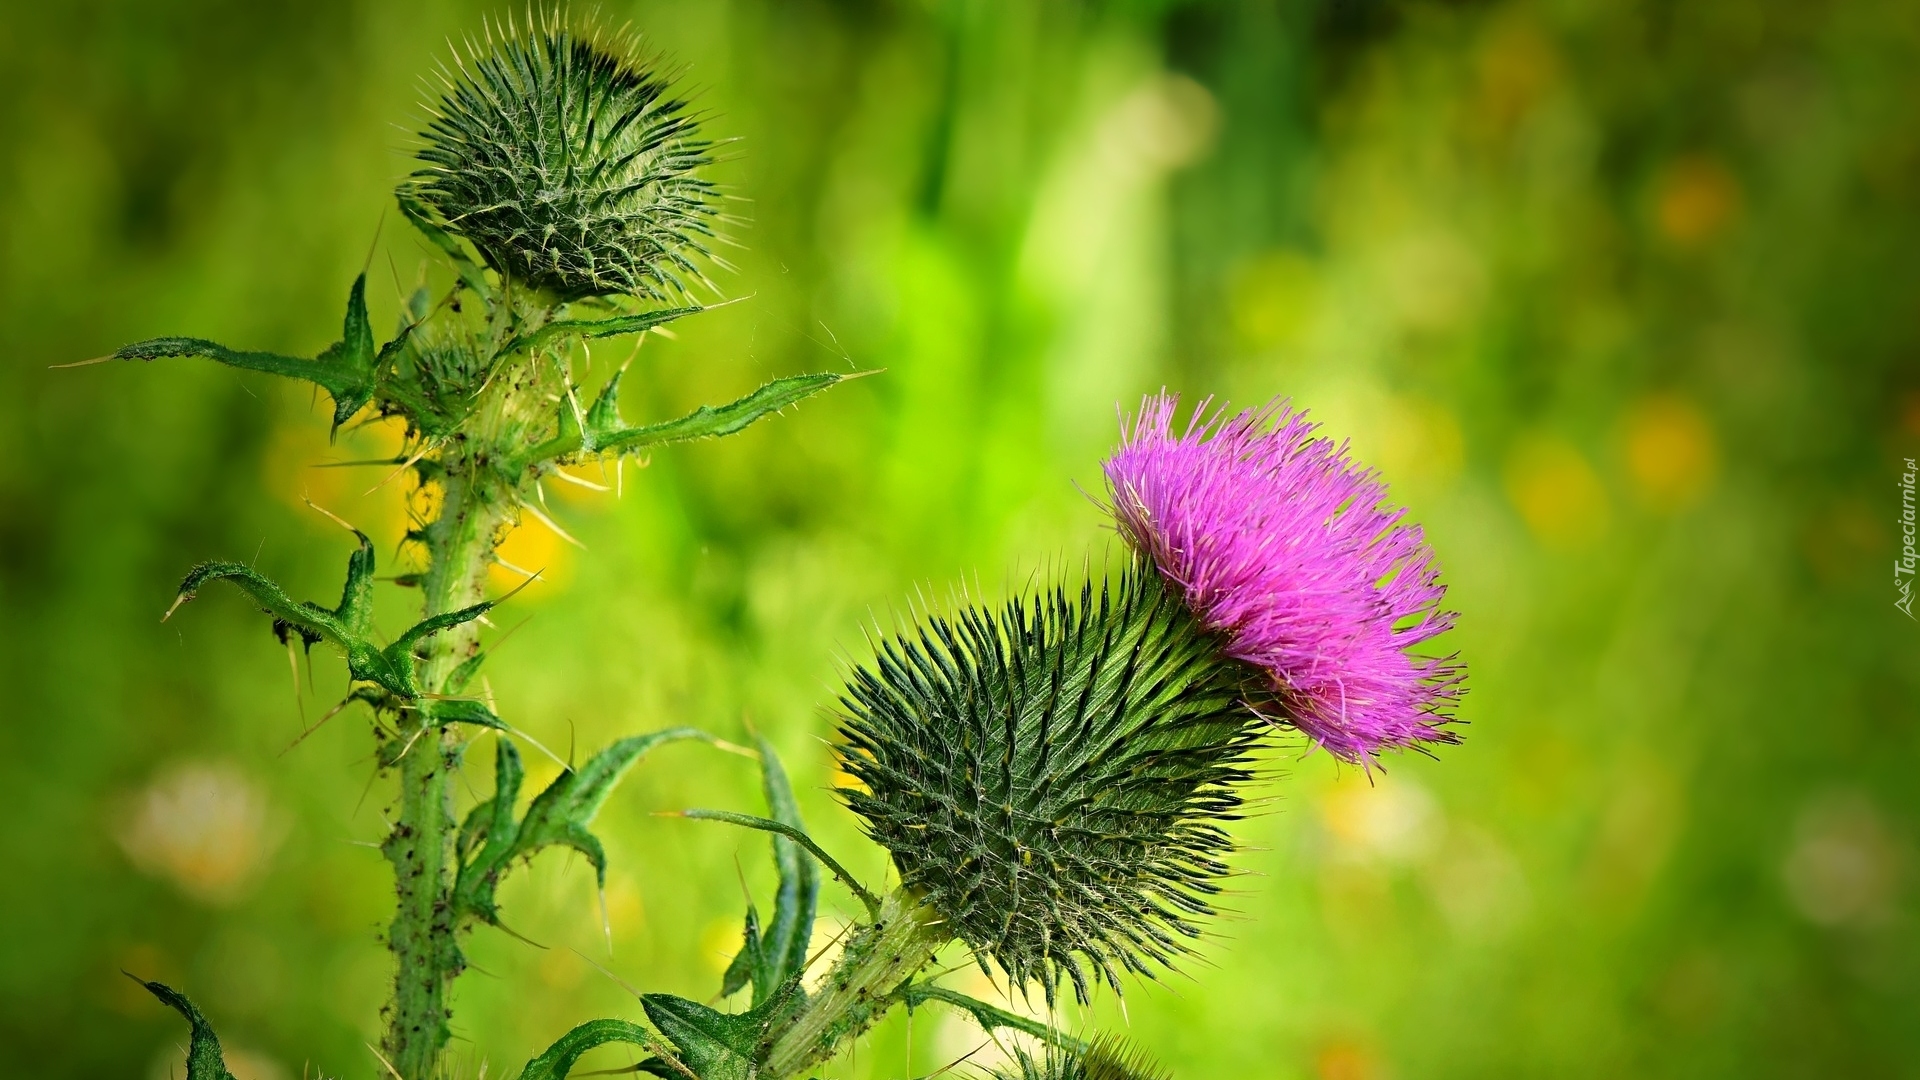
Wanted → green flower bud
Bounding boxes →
[406,17,718,300]
[837,563,1268,1003]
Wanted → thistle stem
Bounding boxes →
[763,887,948,1079]
[381,468,506,1080]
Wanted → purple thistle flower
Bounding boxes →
[1103,394,1463,763]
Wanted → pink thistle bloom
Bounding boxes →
[1103,394,1463,763]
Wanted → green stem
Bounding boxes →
[763,887,949,1079]
[381,467,506,1080]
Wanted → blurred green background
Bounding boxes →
[2,1,1916,1077]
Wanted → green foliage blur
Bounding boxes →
[2,1,1914,1077]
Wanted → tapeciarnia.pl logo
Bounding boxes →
[1899,457,1916,619]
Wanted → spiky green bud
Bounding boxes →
[837,563,1267,1003]
[407,17,718,300]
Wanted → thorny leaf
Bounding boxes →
[133,978,239,1080]
[498,303,707,359]
[718,906,767,1003]
[641,994,763,1080]
[520,370,857,472]
[679,808,880,918]
[109,275,377,434]
[454,727,716,928]
[894,982,1090,1056]
[721,737,819,1007]
[168,529,498,703]
[511,1017,665,1080]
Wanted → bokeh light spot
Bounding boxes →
[116,761,282,906]
[1783,792,1905,928]
[1622,394,1718,511]
[1231,250,1321,351]
[1319,775,1440,865]
[489,505,572,594]
[1314,1036,1386,1080]
[1654,156,1741,249]
[1503,433,1610,549]
[1377,396,1466,490]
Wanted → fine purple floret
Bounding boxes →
[1103,394,1463,763]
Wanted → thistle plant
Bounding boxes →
[87,16,1466,1080]
[739,396,1465,1077]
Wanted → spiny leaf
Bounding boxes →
[679,809,879,918]
[511,1017,666,1080]
[422,697,507,731]
[523,370,858,470]
[454,727,716,927]
[895,982,1088,1055]
[458,738,524,866]
[987,1035,1173,1080]
[108,275,377,433]
[132,978,238,1080]
[499,303,707,358]
[170,531,378,682]
[445,648,492,696]
[169,532,501,701]
[755,735,818,1000]
[641,994,762,1080]
[721,736,820,1006]
[719,905,766,1002]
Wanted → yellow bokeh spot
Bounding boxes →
[1385,230,1484,331]
[1473,17,1558,136]
[1230,250,1321,350]
[702,916,744,977]
[261,411,409,541]
[489,506,573,594]
[537,945,584,989]
[1319,772,1439,864]
[1504,433,1609,550]
[603,875,644,934]
[1655,156,1740,249]
[1377,396,1466,490]
[1622,394,1718,510]
[1315,1038,1384,1080]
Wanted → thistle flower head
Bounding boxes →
[406,15,718,300]
[1103,395,1463,763]
[837,567,1267,1002]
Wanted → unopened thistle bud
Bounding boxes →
[837,395,1462,1002]
[406,17,718,300]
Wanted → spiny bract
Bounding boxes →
[985,1037,1173,1080]
[837,563,1267,1003]
[407,17,718,300]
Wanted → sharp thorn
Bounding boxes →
[303,498,361,535]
